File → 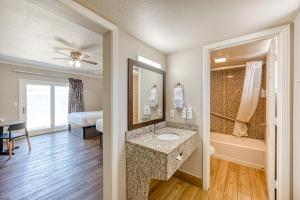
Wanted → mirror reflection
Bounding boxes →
[132,66,163,124]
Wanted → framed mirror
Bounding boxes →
[128,58,165,130]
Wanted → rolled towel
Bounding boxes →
[148,87,158,108]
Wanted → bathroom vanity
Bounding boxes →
[126,124,197,200]
[126,58,197,200]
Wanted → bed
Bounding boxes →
[96,118,103,146]
[68,111,103,139]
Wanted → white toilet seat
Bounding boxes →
[210,145,215,155]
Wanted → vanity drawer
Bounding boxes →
[166,134,196,179]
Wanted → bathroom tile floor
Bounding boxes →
[149,157,268,200]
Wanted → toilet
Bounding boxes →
[210,145,215,155]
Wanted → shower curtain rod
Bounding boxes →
[211,61,265,72]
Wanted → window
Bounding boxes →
[55,86,69,127]
[26,84,51,131]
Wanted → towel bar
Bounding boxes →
[210,112,248,124]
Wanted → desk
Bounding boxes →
[0,121,23,155]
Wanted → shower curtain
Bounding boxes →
[233,61,262,137]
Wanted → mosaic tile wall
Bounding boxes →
[210,65,266,140]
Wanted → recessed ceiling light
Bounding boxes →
[214,57,227,63]
[227,75,234,78]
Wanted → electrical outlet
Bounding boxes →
[170,109,175,118]
[14,101,18,107]
[187,107,193,119]
[158,108,162,116]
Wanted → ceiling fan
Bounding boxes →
[53,50,98,68]
[52,37,98,68]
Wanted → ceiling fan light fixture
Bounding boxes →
[75,60,81,68]
[68,60,74,66]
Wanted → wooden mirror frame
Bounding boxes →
[128,58,166,131]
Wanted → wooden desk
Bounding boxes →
[0,121,24,155]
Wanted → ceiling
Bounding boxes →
[211,39,271,68]
[75,0,300,53]
[0,0,103,76]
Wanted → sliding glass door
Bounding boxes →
[54,86,69,127]
[19,79,69,135]
[26,84,52,131]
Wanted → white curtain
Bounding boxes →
[233,61,263,137]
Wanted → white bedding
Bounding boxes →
[68,111,103,127]
[96,118,103,133]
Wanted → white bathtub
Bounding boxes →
[210,132,265,169]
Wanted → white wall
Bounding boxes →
[117,29,166,200]
[293,13,300,200]
[0,63,103,122]
[166,47,203,178]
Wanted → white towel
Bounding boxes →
[173,86,184,108]
[148,87,158,108]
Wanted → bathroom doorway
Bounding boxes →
[209,38,273,200]
[202,25,291,200]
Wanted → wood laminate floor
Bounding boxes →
[0,131,102,200]
[149,157,268,200]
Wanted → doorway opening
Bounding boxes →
[209,38,275,199]
[0,0,119,200]
[202,25,291,200]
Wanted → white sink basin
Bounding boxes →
[157,133,180,141]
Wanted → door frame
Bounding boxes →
[19,79,69,135]
[265,38,278,200]
[202,25,291,199]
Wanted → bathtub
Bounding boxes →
[210,132,265,169]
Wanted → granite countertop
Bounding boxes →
[126,127,197,154]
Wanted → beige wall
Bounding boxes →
[293,13,300,200]
[0,63,103,122]
[166,48,203,178]
[117,29,166,200]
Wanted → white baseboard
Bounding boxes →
[212,153,265,170]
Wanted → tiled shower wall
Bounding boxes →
[210,65,266,140]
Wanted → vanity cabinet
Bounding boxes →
[126,127,197,200]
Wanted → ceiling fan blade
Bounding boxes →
[81,59,98,65]
[54,37,76,49]
[81,53,90,59]
[53,47,75,51]
[54,50,70,58]
[79,44,98,51]
[53,57,68,59]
